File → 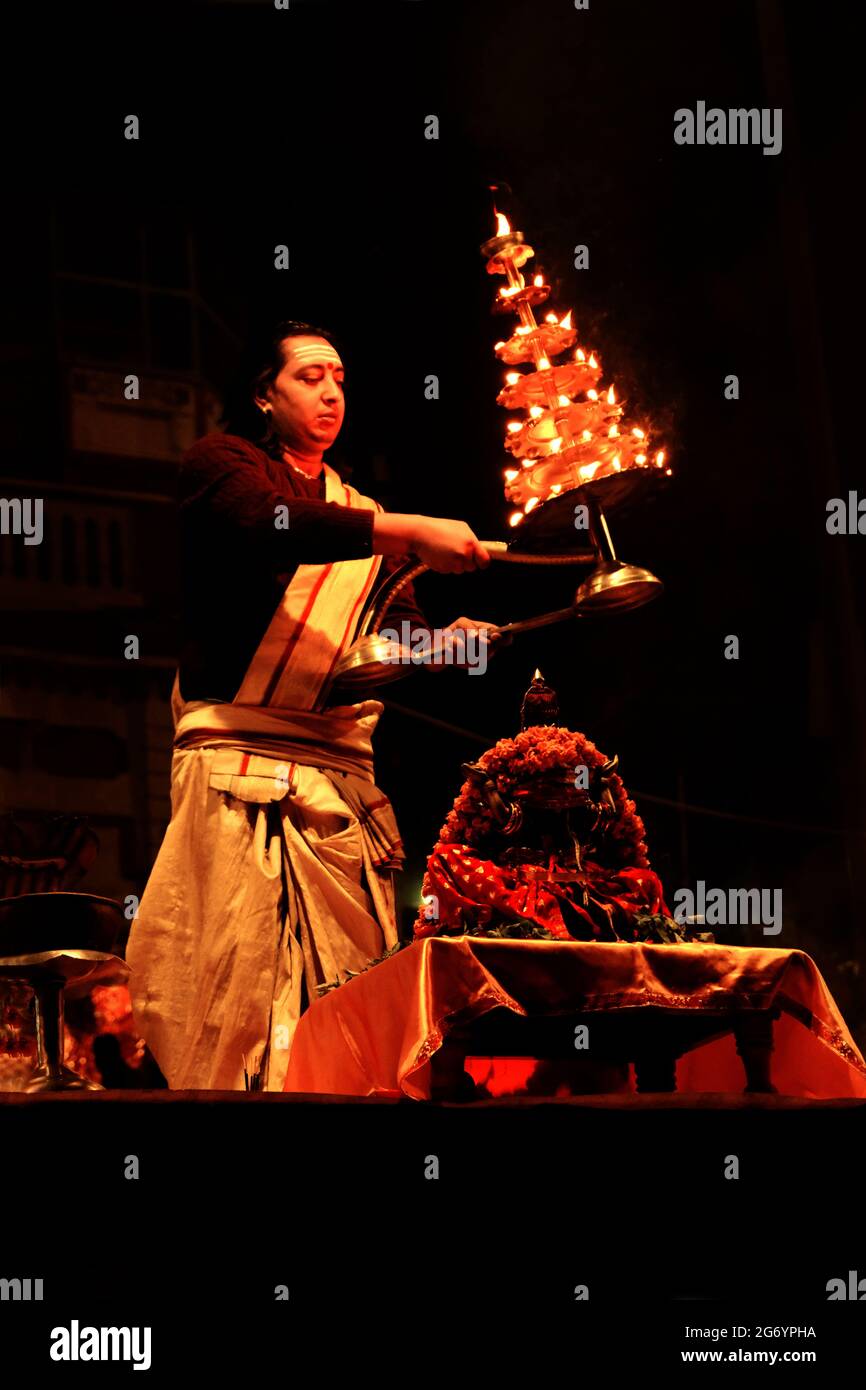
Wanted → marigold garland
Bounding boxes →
[435,725,650,871]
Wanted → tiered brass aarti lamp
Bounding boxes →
[333,206,669,691]
[481,209,669,609]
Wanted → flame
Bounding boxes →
[576,347,586,362]
[524,497,539,513]
[529,405,543,418]
[560,310,573,330]
[494,340,506,350]
[632,427,645,439]
[504,468,519,481]
[533,668,543,680]
[533,274,544,286]
[655,449,666,467]
[581,429,592,442]
[635,453,647,464]
[496,212,511,236]
[608,425,619,438]
[549,483,563,495]
[545,312,558,323]
[507,421,523,433]
[612,455,621,471]
[508,511,524,527]
[537,356,551,370]
[557,394,570,407]
[549,438,562,453]
[515,325,531,335]
[505,372,520,385]
[607,385,616,405]
[587,389,598,401]
[588,353,598,369]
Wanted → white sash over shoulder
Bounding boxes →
[231,462,383,712]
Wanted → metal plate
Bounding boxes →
[508,469,670,554]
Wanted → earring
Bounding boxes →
[257,406,274,446]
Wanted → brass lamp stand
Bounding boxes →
[0,892,128,1092]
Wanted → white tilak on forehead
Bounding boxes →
[290,343,343,367]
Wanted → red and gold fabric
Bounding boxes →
[283,936,866,1101]
[417,840,668,941]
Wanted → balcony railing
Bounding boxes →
[0,483,173,608]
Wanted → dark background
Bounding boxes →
[2,1,865,1043]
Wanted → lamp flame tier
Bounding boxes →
[481,213,672,547]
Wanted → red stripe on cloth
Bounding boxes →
[319,558,381,697]
[239,753,250,775]
[261,563,334,706]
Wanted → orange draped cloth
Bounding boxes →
[283,936,866,1100]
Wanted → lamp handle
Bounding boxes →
[494,605,579,636]
[359,542,595,639]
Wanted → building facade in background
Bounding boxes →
[0,203,235,908]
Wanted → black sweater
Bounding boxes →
[176,432,430,703]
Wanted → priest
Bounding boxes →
[127,319,503,1091]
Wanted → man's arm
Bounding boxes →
[181,435,375,564]
[372,512,489,573]
[180,434,490,573]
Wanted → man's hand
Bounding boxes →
[427,616,512,671]
[372,512,490,573]
[445,615,510,646]
[411,518,491,574]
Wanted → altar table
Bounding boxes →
[283,937,866,1101]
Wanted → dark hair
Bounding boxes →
[218,318,342,456]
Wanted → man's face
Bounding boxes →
[257,335,345,451]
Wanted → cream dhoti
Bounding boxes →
[126,464,404,1092]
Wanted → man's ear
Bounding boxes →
[254,390,270,413]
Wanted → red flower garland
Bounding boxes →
[436,725,650,869]
[415,725,658,939]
